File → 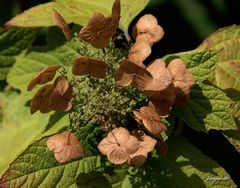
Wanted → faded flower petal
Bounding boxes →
[49,76,73,111]
[27,65,61,91]
[47,131,84,163]
[167,58,195,107]
[144,59,173,100]
[148,88,176,117]
[114,59,152,90]
[98,127,140,165]
[136,14,158,33]
[136,25,164,46]
[107,147,129,165]
[79,0,120,48]
[128,41,151,66]
[52,10,72,41]
[72,56,107,78]
[30,84,54,114]
[128,130,157,168]
[155,136,168,156]
[133,106,167,135]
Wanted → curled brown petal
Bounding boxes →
[128,41,151,66]
[128,130,157,168]
[72,56,107,78]
[148,88,176,117]
[52,10,72,41]
[27,65,61,91]
[114,59,152,90]
[30,84,54,114]
[79,0,120,48]
[47,131,84,163]
[156,136,168,156]
[167,58,195,107]
[133,106,167,135]
[49,76,73,111]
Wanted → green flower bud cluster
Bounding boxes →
[69,37,148,131]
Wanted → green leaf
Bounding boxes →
[0,138,102,188]
[176,83,237,132]
[197,25,240,50]
[0,92,68,177]
[177,49,220,82]
[6,38,107,99]
[5,0,149,34]
[0,28,37,80]
[0,135,131,188]
[130,137,236,188]
[76,123,104,157]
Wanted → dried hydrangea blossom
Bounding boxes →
[79,0,120,48]
[52,10,72,41]
[98,127,140,164]
[144,59,173,100]
[128,130,157,168]
[49,76,73,111]
[167,58,195,107]
[128,41,152,66]
[27,65,61,91]
[134,14,164,46]
[72,56,108,78]
[47,131,84,163]
[30,84,54,114]
[156,135,168,156]
[114,59,152,91]
[133,106,167,136]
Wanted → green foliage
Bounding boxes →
[0,1,239,186]
[1,136,235,188]
[176,83,237,132]
[130,136,236,188]
[0,92,68,176]
[0,27,37,80]
[5,0,149,34]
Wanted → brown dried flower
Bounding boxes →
[133,106,167,136]
[148,88,176,117]
[79,0,120,48]
[128,130,157,168]
[144,59,173,100]
[134,14,164,46]
[52,10,72,41]
[167,58,195,107]
[128,41,152,66]
[155,135,168,156]
[30,84,54,114]
[49,76,73,111]
[98,127,140,165]
[114,59,152,90]
[27,65,61,91]
[47,131,84,163]
[72,56,108,78]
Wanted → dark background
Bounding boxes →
[0,0,240,185]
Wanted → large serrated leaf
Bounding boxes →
[5,0,149,34]
[0,92,68,177]
[176,83,237,132]
[197,25,240,50]
[0,138,102,188]
[0,136,130,188]
[130,137,236,188]
[179,49,221,82]
[0,28,37,80]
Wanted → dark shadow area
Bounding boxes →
[183,126,240,185]
[76,171,111,188]
[43,111,67,132]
